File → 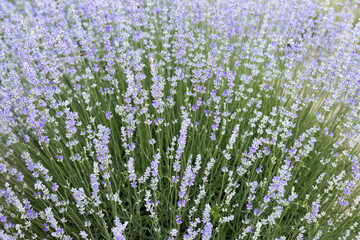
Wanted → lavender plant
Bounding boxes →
[1,0,360,239]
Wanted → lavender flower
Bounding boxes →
[1,0,360,239]
[111,217,128,240]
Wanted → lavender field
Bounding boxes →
[1,0,360,239]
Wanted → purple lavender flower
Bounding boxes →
[112,217,128,240]
[1,0,360,239]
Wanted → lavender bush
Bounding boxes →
[1,0,360,239]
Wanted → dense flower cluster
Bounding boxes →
[1,0,360,239]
